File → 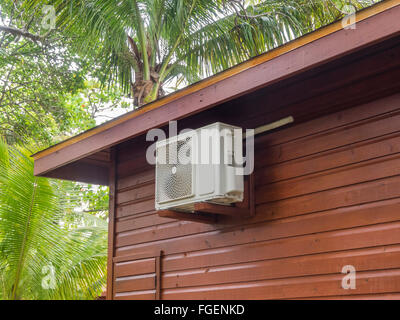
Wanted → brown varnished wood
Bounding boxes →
[114,171,400,235]
[222,38,400,129]
[155,251,163,300]
[42,159,109,185]
[114,258,156,278]
[158,221,400,273]
[193,203,248,217]
[118,169,155,191]
[114,188,400,249]
[108,90,400,299]
[116,198,155,218]
[114,197,400,253]
[162,244,400,289]
[115,274,155,293]
[116,213,171,233]
[117,183,154,205]
[256,153,400,204]
[157,210,218,224]
[114,290,155,300]
[162,269,400,299]
[106,147,117,300]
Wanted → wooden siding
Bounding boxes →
[108,92,400,299]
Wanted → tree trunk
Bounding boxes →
[131,70,163,108]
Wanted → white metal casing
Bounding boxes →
[155,122,244,212]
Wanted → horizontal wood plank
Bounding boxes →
[162,269,400,300]
[114,258,155,278]
[115,274,155,293]
[114,290,156,300]
[116,205,400,259]
[162,244,400,289]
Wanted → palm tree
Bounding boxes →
[0,139,107,300]
[23,0,378,108]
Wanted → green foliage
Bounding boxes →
[0,0,128,146]
[23,0,379,106]
[60,181,110,220]
[0,139,107,300]
[180,0,379,78]
[53,80,129,143]
[0,1,81,144]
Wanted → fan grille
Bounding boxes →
[156,137,193,203]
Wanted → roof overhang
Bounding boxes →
[33,0,400,185]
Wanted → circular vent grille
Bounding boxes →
[156,138,193,203]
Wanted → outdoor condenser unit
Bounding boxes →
[155,122,244,212]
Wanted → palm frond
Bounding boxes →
[22,0,381,97]
[0,138,107,300]
[179,0,378,78]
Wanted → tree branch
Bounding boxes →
[0,25,43,43]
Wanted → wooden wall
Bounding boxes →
[107,91,400,300]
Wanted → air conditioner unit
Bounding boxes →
[155,122,244,212]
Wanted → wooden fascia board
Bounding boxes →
[33,1,400,177]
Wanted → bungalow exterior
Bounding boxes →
[33,1,400,300]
